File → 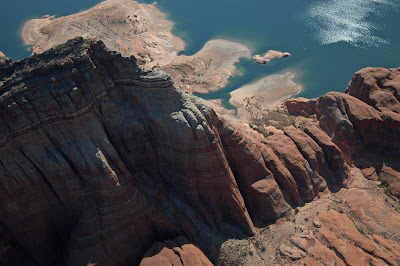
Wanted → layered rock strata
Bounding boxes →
[1,38,399,265]
[285,67,400,197]
[139,236,213,266]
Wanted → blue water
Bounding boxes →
[1,0,400,107]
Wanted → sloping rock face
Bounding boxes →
[347,67,400,114]
[140,236,213,266]
[285,67,400,198]
[0,38,253,265]
[0,38,357,265]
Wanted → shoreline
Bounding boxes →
[229,71,302,121]
[20,0,250,94]
[19,0,304,118]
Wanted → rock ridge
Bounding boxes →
[0,38,398,265]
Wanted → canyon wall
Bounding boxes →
[0,38,399,265]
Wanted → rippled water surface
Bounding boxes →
[306,0,397,46]
[1,0,399,106]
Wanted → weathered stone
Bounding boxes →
[140,237,213,266]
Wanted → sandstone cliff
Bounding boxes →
[0,38,399,265]
[286,67,400,197]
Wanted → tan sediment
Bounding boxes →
[203,99,235,117]
[21,0,184,64]
[230,72,301,121]
[0,51,5,57]
[253,50,291,64]
[159,39,250,93]
[21,0,249,93]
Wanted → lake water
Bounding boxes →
[1,0,400,109]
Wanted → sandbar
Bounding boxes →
[159,39,250,93]
[230,72,301,121]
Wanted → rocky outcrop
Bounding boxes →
[140,237,213,266]
[253,50,291,64]
[285,67,400,198]
[0,38,255,265]
[0,38,354,265]
[2,37,399,266]
[278,209,400,266]
[346,67,400,114]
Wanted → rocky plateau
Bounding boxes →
[0,38,399,266]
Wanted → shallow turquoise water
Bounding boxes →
[1,0,400,108]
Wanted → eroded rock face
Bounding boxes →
[140,237,213,266]
[285,68,400,198]
[347,67,400,114]
[0,38,254,265]
[2,37,399,266]
[0,38,358,265]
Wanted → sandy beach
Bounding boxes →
[230,72,301,121]
[0,51,5,57]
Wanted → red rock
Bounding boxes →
[2,37,400,266]
[347,67,400,113]
[284,126,334,189]
[304,126,351,183]
[0,38,254,265]
[140,237,213,266]
[279,243,306,261]
[289,230,344,266]
[263,133,327,201]
[218,120,292,222]
[379,165,400,197]
[361,166,378,181]
[320,210,399,266]
[285,97,317,117]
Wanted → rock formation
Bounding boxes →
[0,38,399,265]
[253,50,291,64]
[346,67,400,114]
[140,236,213,266]
[284,68,400,197]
